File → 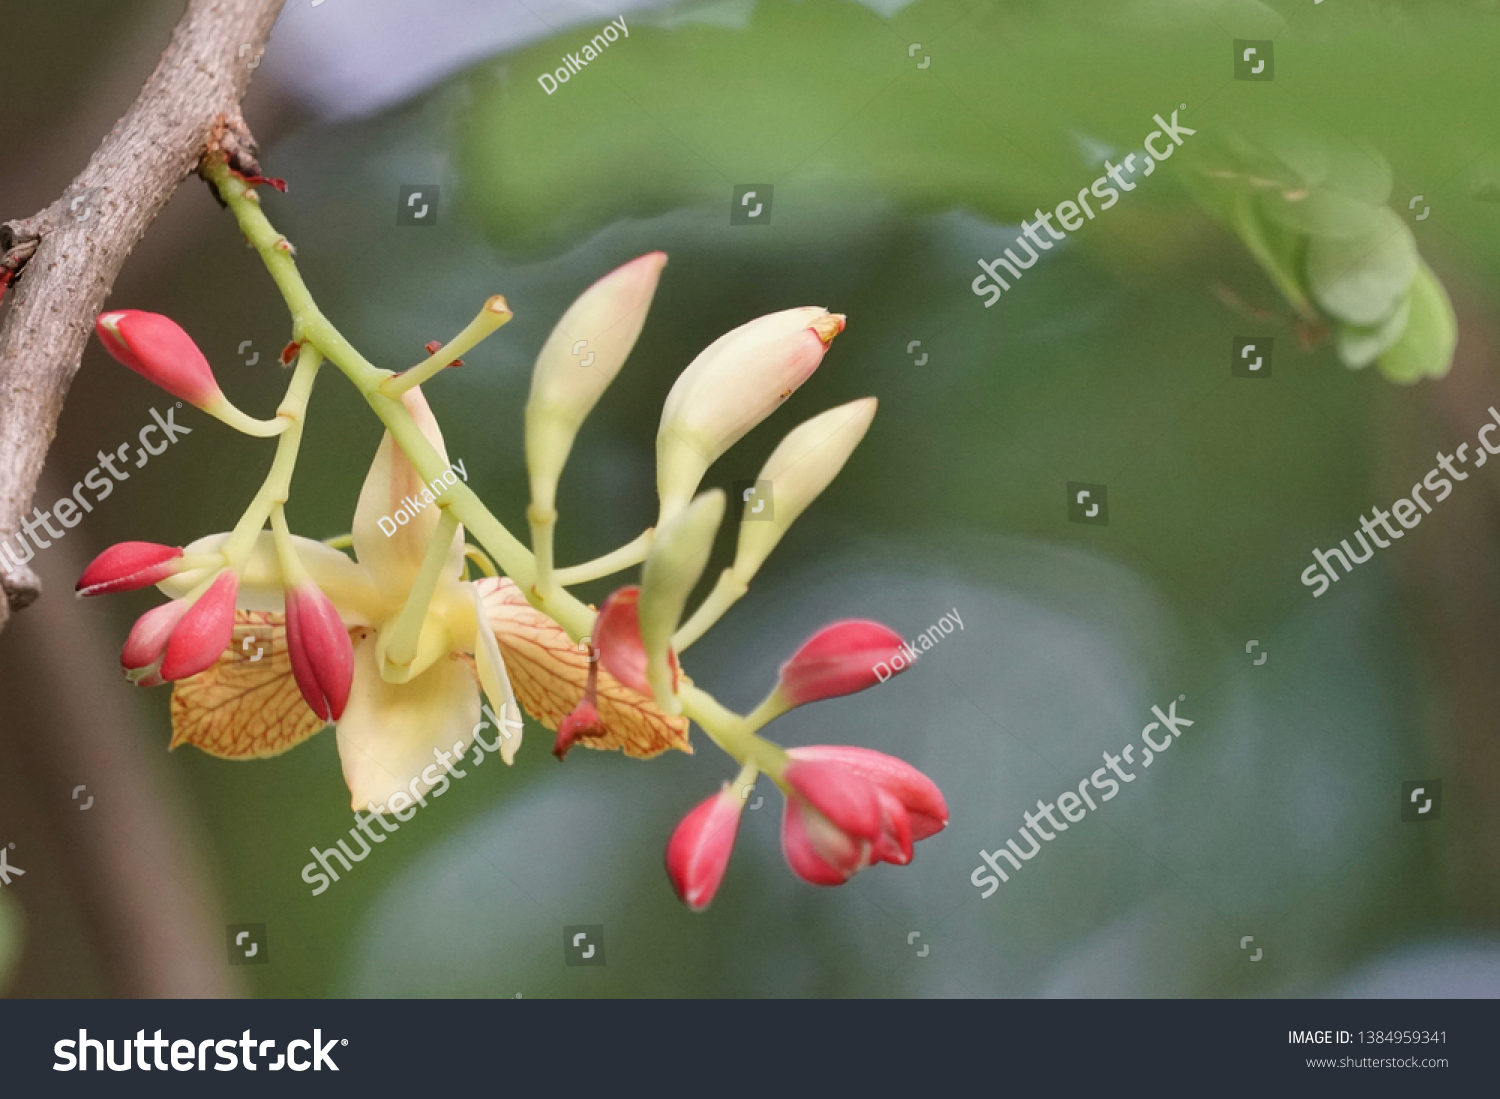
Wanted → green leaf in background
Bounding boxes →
[1336,295,1411,369]
[1320,139,1393,207]
[1255,184,1385,241]
[1376,259,1458,384]
[1306,207,1417,327]
[1228,187,1310,314]
[1180,123,1452,378]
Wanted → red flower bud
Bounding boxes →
[780,748,948,884]
[121,599,191,687]
[665,787,744,910]
[781,796,872,886]
[871,788,914,866]
[787,745,948,841]
[783,758,883,842]
[777,619,909,707]
[159,571,239,681]
[76,541,184,597]
[594,586,677,699]
[285,581,354,722]
[95,310,223,408]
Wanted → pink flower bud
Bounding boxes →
[665,786,744,910]
[594,586,677,699]
[95,310,223,408]
[76,541,184,597]
[783,758,883,843]
[779,748,947,883]
[871,788,914,866]
[787,745,948,841]
[285,581,354,722]
[777,619,909,707]
[781,797,872,886]
[159,571,239,681]
[121,599,191,687]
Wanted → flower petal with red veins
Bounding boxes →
[476,577,690,759]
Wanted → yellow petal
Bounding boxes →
[470,584,522,763]
[169,610,329,759]
[352,388,465,599]
[335,632,481,811]
[161,531,381,624]
[476,577,691,758]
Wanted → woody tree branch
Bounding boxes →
[0,0,286,629]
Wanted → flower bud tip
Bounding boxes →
[809,313,846,346]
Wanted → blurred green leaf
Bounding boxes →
[1336,295,1411,369]
[1229,187,1310,313]
[1307,207,1417,326]
[1256,186,1384,240]
[1377,259,1457,384]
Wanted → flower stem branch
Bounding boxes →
[207,158,763,768]
[678,682,789,787]
[382,296,513,398]
[207,164,596,637]
[221,343,323,567]
[553,528,655,586]
[673,569,749,652]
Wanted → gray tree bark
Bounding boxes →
[0,0,287,629]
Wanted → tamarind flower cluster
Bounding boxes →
[76,145,946,908]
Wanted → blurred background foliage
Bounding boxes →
[4,0,1500,997]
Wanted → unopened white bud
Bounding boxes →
[733,397,877,582]
[656,308,844,523]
